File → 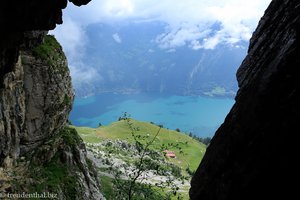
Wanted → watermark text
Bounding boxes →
[0,192,57,199]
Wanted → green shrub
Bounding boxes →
[59,126,82,149]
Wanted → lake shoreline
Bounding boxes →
[69,93,235,137]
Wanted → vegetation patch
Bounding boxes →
[30,153,79,200]
[33,35,68,75]
[11,126,86,200]
[74,117,207,199]
[59,126,83,149]
[63,94,72,107]
[33,35,61,60]
[73,119,206,171]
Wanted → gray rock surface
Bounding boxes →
[0,1,104,199]
[0,33,104,199]
[0,33,74,164]
[190,0,299,199]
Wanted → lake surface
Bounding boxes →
[69,93,235,137]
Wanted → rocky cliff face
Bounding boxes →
[0,32,73,165]
[0,0,104,199]
[190,0,299,199]
[0,32,104,199]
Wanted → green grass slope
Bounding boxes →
[73,118,206,174]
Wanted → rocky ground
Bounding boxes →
[86,140,190,189]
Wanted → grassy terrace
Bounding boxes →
[73,118,206,175]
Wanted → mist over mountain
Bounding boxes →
[70,21,247,97]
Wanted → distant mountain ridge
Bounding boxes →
[73,21,247,97]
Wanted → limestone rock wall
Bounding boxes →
[0,33,74,165]
[0,32,104,200]
[190,0,299,199]
[0,1,104,199]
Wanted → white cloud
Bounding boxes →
[52,0,271,86]
[58,0,271,50]
[155,24,211,49]
[69,63,103,91]
[51,18,86,61]
[112,33,122,43]
[203,35,221,50]
[150,0,271,49]
[189,40,202,50]
[102,0,134,18]
[51,18,101,86]
[166,49,176,53]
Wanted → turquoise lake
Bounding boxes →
[69,93,235,137]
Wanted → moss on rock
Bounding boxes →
[33,35,69,76]
[59,126,83,149]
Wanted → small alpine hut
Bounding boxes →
[164,150,176,158]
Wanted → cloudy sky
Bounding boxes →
[52,0,271,86]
